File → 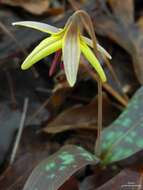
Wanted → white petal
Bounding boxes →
[12,21,60,34]
[62,22,81,87]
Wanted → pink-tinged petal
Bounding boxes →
[49,50,62,76]
[60,62,64,70]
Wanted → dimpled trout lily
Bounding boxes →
[12,10,111,87]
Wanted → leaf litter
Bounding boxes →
[1,0,143,190]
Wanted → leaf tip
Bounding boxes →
[21,62,28,70]
[108,54,112,60]
[68,79,76,87]
[12,22,16,26]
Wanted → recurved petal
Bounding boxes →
[21,39,62,70]
[23,36,60,65]
[62,22,81,87]
[82,36,112,60]
[12,21,60,34]
[80,41,107,83]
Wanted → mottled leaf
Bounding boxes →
[101,87,143,164]
[23,145,99,190]
[13,21,60,34]
[62,21,81,87]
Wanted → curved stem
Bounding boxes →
[95,77,103,156]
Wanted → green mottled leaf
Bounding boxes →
[101,87,143,164]
[23,145,99,190]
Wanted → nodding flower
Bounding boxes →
[12,10,111,87]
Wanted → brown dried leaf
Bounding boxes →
[93,0,143,84]
[43,94,119,134]
[1,0,50,15]
[80,168,143,190]
[44,101,98,133]
[97,169,142,190]
[108,0,134,24]
[0,127,60,190]
[59,177,79,190]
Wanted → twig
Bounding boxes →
[103,83,128,107]
[82,64,103,155]
[83,63,128,107]
[9,98,29,165]
[27,98,49,125]
[0,22,39,79]
[0,22,26,55]
[4,69,17,109]
[104,58,129,101]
